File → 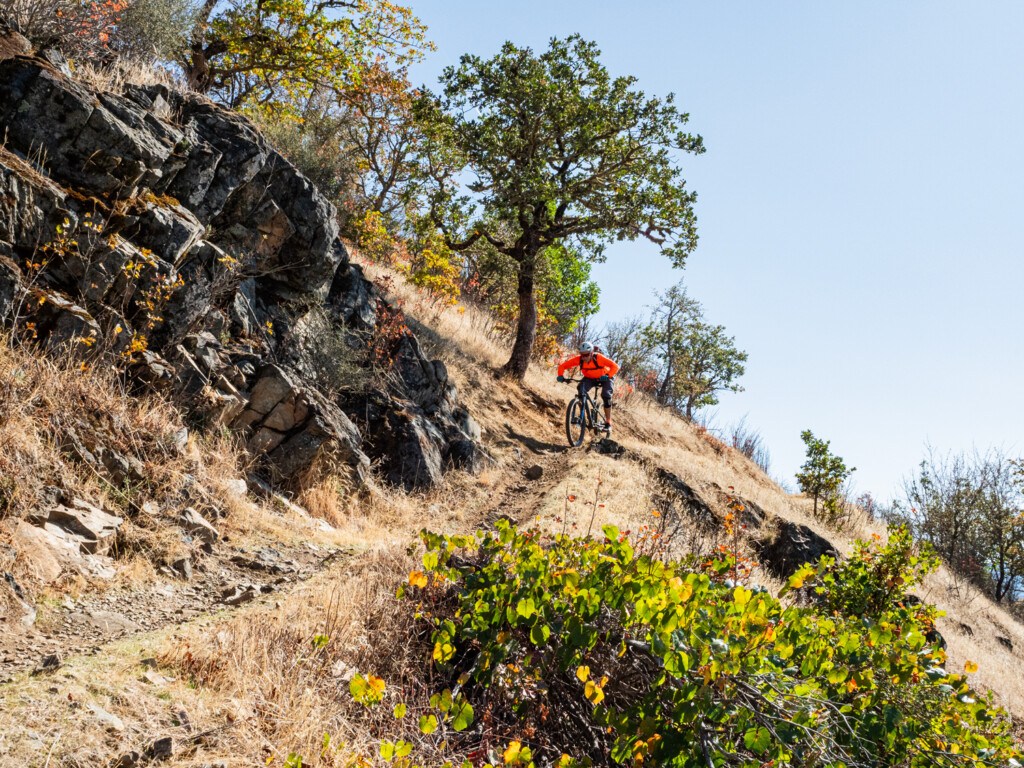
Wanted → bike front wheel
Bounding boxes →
[565,398,586,447]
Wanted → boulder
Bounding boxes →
[10,521,63,584]
[179,507,219,545]
[12,519,115,580]
[120,199,204,264]
[652,466,718,528]
[31,290,100,352]
[96,446,146,487]
[232,365,370,483]
[753,520,838,579]
[168,97,270,222]
[42,498,123,555]
[0,148,76,252]
[394,334,454,412]
[213,150,340,296]
[0,58,173,197]
[327,259,377,329]
[229,278,260,336]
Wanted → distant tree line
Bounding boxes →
[884,448,1024,607]
[795,427,1024,608]
[600,279,747,420]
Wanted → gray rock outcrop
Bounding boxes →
[0,54,482,490]
[753,520,838,579]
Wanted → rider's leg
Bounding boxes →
[580,379,601,424]
[602,379,614,430]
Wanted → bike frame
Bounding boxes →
[563,377,606,446]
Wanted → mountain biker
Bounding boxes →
[556,342,619,435]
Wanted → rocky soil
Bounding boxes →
[1,533,345,683]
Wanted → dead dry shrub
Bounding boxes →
[159,547,448,765]
[0,338,270,589]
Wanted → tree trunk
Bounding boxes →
[502,257,538,380]
[184,0,219,93]
[656,311,674,404]
[657,360,673,405]
[185,46,209,92]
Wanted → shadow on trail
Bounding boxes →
[504,425,568,455]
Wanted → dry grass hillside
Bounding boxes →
[357,254,1024,723]
[0,253,1022,765]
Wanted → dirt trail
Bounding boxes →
[474,380,610,525]
[0,539,349,683]
[0,383,612,686]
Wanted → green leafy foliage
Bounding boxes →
[414,34,704,378]
[183,0,431,116]
[409,521,1021,767]
[464,240,599,360]
[796,428,856,523]
[349,672,386,706]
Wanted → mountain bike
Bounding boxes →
[562,378,609,447]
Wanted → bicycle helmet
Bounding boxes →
[578,341,594,355]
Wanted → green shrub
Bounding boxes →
[114,0,198,59]
[405,522,1021,767]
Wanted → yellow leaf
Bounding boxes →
[408,570,427,588]
[584,679,605,704]
[503,741,522,764]
[368,675,386,696]
[964,660,978,674]
[576,665,590,682]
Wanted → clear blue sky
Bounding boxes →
[406,1,1024,502]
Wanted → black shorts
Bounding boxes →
[578,377,613,407]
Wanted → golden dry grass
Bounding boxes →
[0,339,189,590]
[71,57,184,95]
[0,550,434,767]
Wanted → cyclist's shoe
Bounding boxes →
[602,424,612,436]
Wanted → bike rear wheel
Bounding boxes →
[565,398,586,447]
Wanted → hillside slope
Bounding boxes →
[3,248,1021,764]
[361,256,1024,724]
[0,54,1021,767]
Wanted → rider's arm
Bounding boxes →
[557,355,581,377]
[597,354,619,377]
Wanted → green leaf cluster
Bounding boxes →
[796,429,856,523]
[184,0,431,117]
[410,522,1021,767]
[467,241,600,346]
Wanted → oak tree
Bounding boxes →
[415,35,704,379]
[182,0,431,116]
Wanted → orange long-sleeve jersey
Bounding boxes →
[557,352,619,379]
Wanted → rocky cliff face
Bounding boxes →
[0,46,481,491]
